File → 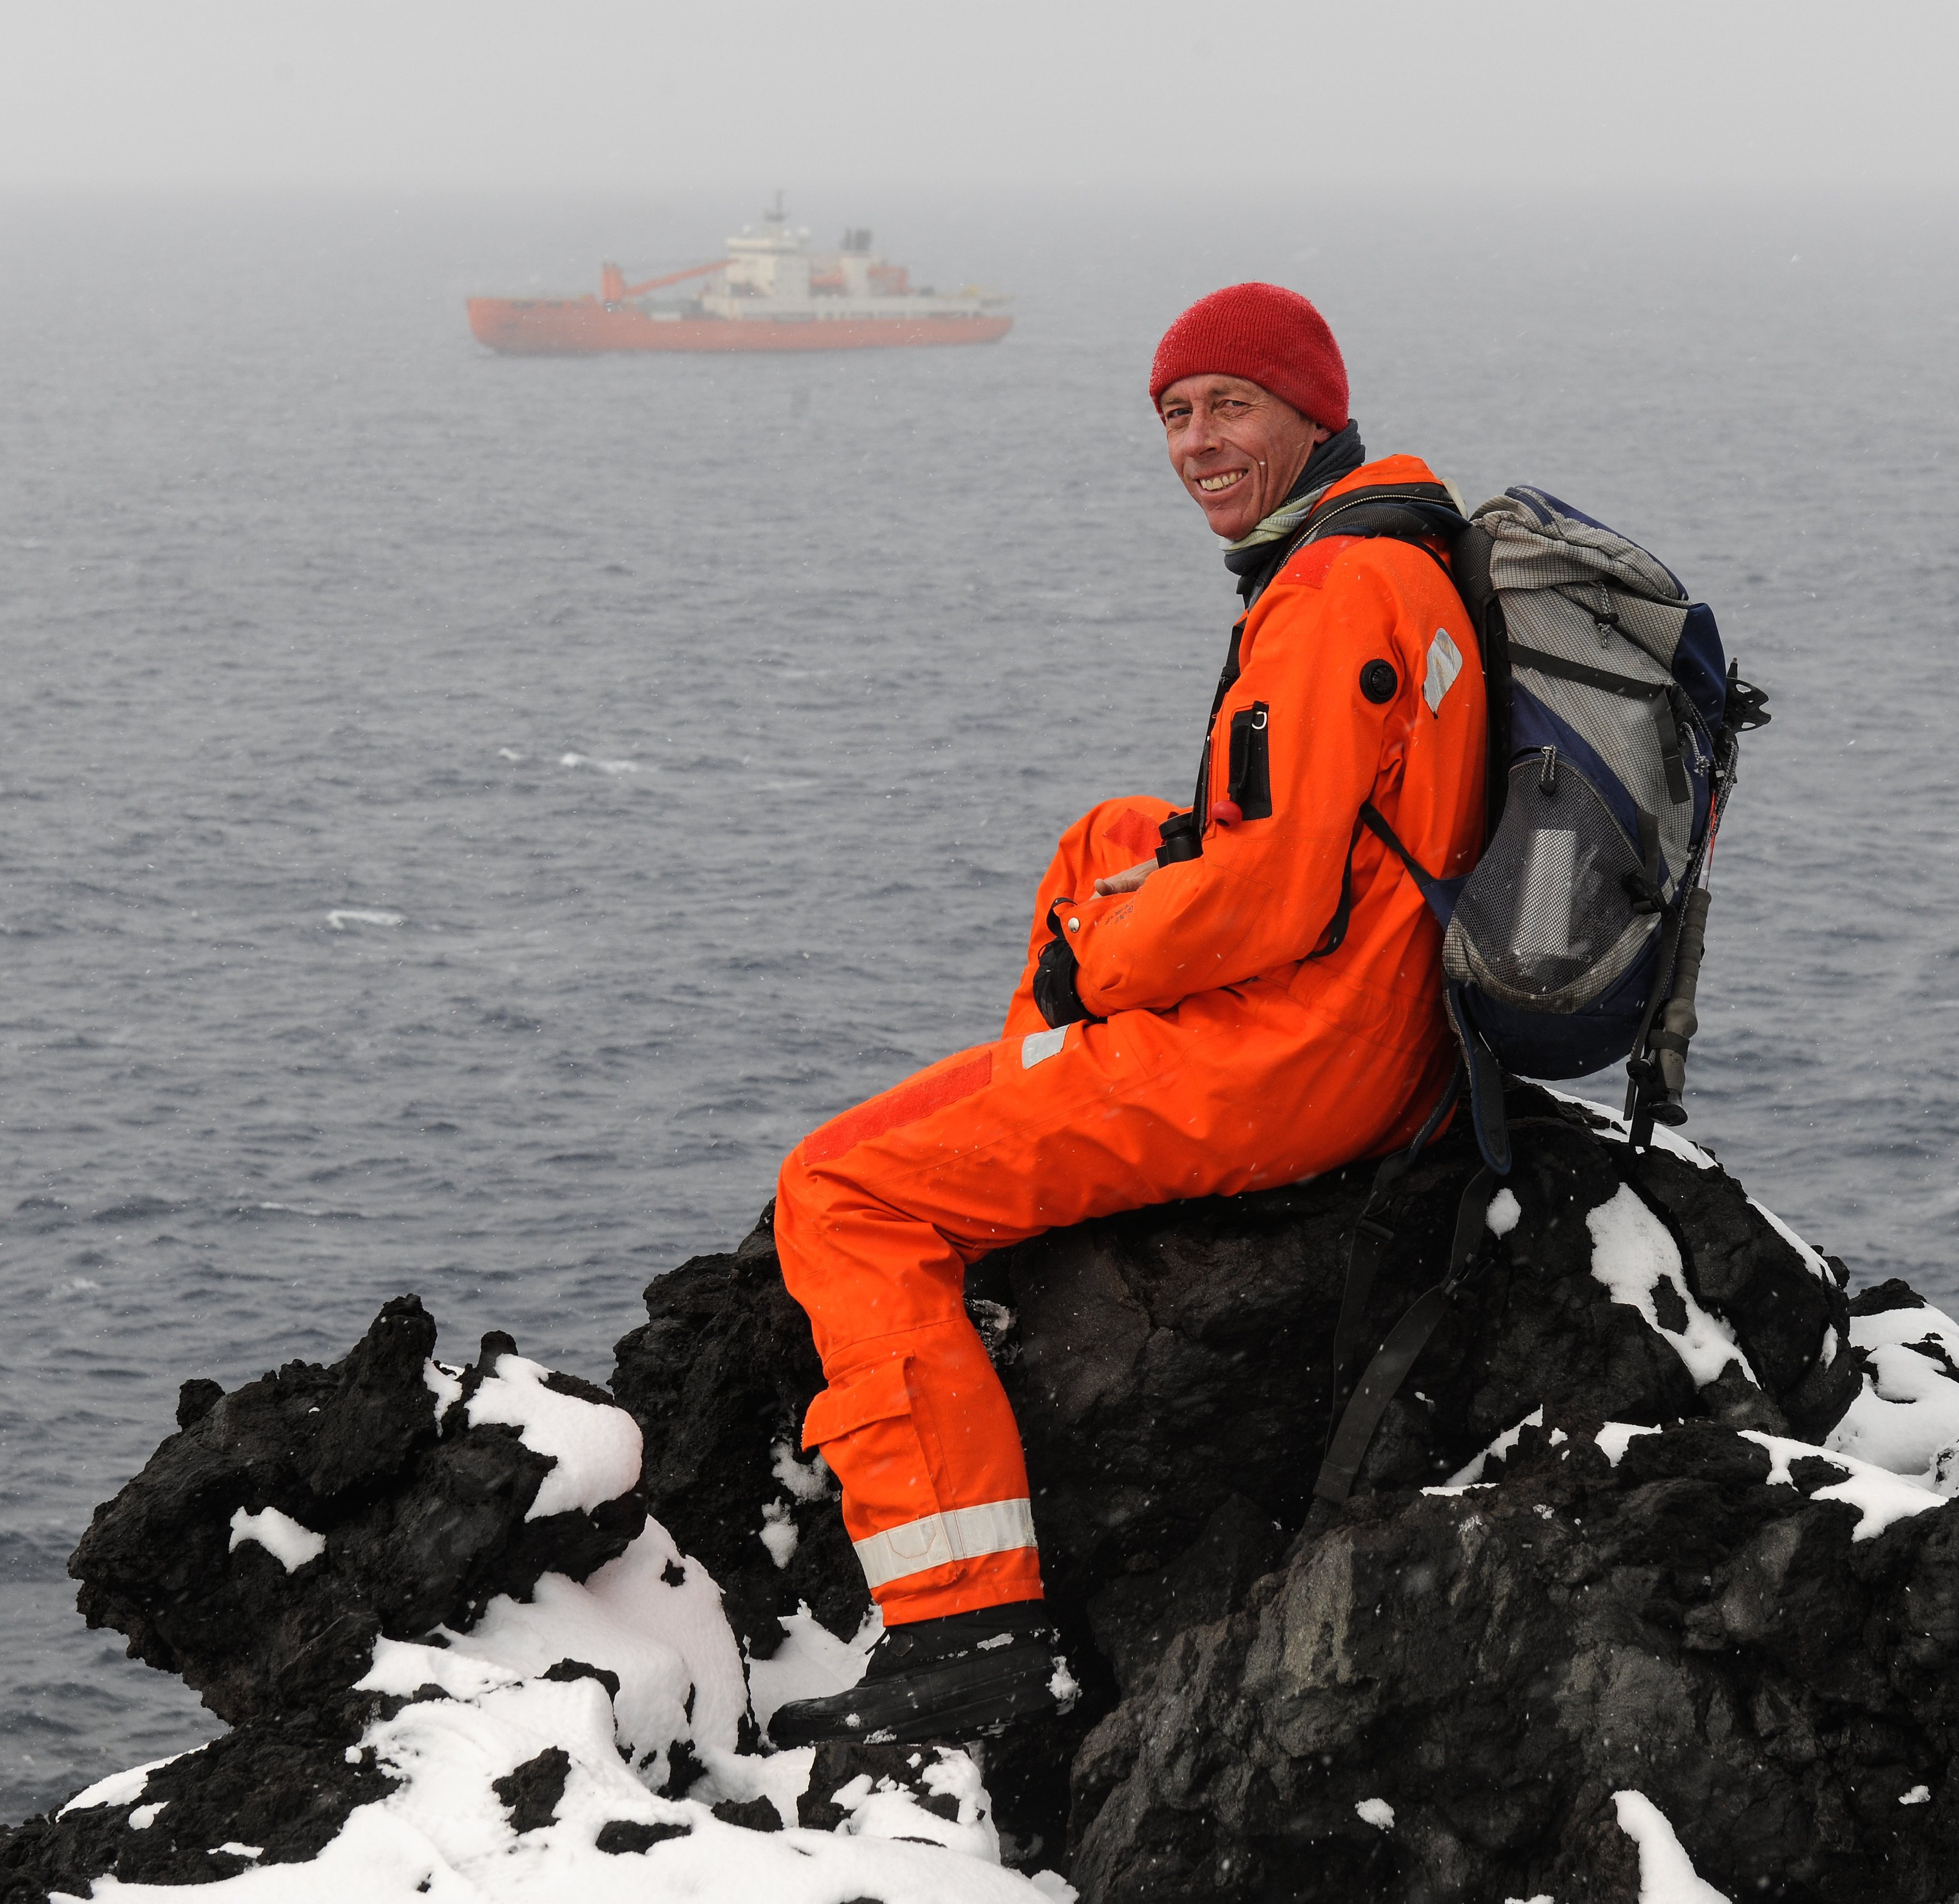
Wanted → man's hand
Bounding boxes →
[1093,859,1158,899]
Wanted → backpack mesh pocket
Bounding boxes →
[1442,754,1659,1014]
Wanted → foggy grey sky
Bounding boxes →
[1,0,1954,199]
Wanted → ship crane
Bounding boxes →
[599,258,732,305]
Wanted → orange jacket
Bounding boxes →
[1068,455,1486,1026]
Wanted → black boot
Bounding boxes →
[766,1600,1068,1748]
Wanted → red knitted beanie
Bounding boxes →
[1149,283,1349,431]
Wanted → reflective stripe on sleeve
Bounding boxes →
[850,1497,1039,1592]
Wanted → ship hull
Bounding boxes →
[467,298,1011,355]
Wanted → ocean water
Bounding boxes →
[2,187,1955,1818]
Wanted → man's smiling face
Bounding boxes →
[1158,373,1330,541]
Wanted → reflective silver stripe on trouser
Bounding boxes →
[851,1498,1039,1593]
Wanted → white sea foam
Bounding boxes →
[326,909,404,931]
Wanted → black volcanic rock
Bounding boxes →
[11,1081,1951,1903]
[1068,1412,1959,1902]
[0,1696,397,1898]
[68,1296,646,1725]
[609,1237,864,1658]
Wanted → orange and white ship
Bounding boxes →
[467,199,1012,356]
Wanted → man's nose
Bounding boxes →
[1173,411,1222,461]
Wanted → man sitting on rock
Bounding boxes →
[767,283,1488,1746]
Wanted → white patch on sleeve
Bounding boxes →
[1355,1797,1395,1831]
[1587,1184,1754,1387]
[229,1506,327,1573]
[1423,628,1464,714]
[1021,1027,1067,1069]
[466,1354,644,1521]
[1486,1188,1522,1237]
[1611,1789,1732,1900]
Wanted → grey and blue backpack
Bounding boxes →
[1302,483,1769,1507]
[1309,482,1768,1175]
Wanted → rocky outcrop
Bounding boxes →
[1070,1413,1959,1901]
[69,1296,646,1724]
[7,1083,1957,1903]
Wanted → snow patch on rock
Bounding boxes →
[1545,1090,1717,1170]
[167,1514,1059,1903]
[1355,1797,1395,1831]
[1827,1295,1959,1487]
[464,1354,643,1522]
[1486,1188,1522,1237]
[770,1441,834,1502]
[229,1506,327,1573]
[1587,1185,1753,1386]
[1444,1407,1544,1488]
[422,1359,463,1422]
[1596,1422,1663,1467]
[758,1500,798,1569]
[1742,1430,1948,1541]
[745,1603,880,1736]
[1744,1196,1834,1283]
[57,1755,184,1817]
[1611,1788,1731,1900]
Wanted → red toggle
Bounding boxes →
[1209,799,1244,827]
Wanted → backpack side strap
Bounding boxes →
[1314,1160,1498,1508]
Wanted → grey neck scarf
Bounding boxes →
[1220,422,1367,578]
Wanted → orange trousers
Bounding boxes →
[774,797,1455,1623]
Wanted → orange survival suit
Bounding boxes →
[775,455,1486,1624]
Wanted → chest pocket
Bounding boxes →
[1226,702,1273,820]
